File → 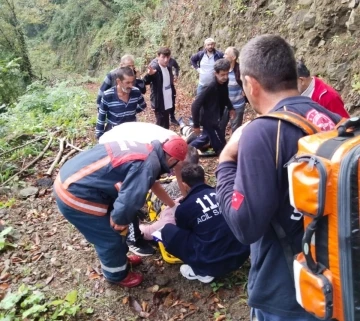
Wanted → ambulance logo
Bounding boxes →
[231,190,244,210]
[306,109,335,131]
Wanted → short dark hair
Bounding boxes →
[157,47,171,57]
[184,146,199,164]
[240,34,298,92]
[297,60,311,78]
[214,58,230,73]
[115,66,135,81]
[181,164,204,187]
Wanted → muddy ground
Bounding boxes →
[0,84,256,321]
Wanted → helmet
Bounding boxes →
[162,136,188,161]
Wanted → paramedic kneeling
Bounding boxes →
[53,136,187,288]
[161,164,250,283]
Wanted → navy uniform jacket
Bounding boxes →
[54,140,170,225]
[216,96,341,318]
[162,183,250,277]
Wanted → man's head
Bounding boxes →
[120,54,135,70]
[115,67,135,94]
[214,58,230,84]
[296,60,312,94]
[162,136,188,169]
[157,47,171,68]
[204,38,216,53]
[224,46,239,64]
[240,34,298,113]
[184,146,199,165]
[181,164,205,193]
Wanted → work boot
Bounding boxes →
[127,255,142,267]
[112,271,143,288]
[170,117,180,126]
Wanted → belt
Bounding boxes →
[54,176,109,216]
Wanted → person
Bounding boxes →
[297,60,350,118]
[150,56,181,125]
[157,164,250,283]
[190,58,235,155]
[53,136,188,288]
[221,46,247,133]
[99,122,198,256]
[96,54,146,111]
[190,38,224,95]
[216,34,341,321]
[95,67,146,139]
[143,47,176,129]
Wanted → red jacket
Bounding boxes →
[312,77,349,118]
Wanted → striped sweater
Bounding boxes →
[96,86,146,138]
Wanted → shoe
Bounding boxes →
[188,117,194,126]
[112,271,143,288]
[127,255,142,267]
[198,148,217,157]
[180,264,214,283]
[171,118,180,126]
[178,116,185,128]
[127,238,156,257]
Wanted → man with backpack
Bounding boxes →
[216,34,341,321]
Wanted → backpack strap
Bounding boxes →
[259,110,321,135]
[257,110,320,279]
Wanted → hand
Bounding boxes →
[147,65,157,75]
[193,127,201,136]
[110,217,128,232]
[229,109,236,120]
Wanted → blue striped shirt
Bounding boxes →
[96,86,146,138]
[228,70,245,110]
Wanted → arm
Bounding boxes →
[151,181,176,208]
[216,121,279,244]
[135,92,147,113]
[111,161,156,225]
[95,97,109,139]
[321,94,350,118]
[96,74,112,110]
[173,162,187,197]
[190,52,200,69]
[135,78,146,94]
[191,85,212,128]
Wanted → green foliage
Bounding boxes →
[352,74,360,93]
[0,226,16,251]
[0,285,94,320]
[0,198,16,208]
[0,57,25,106]
[0,80,94,139]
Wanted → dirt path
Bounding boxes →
[0,82,254,320]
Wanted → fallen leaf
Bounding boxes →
[0,273,10,281]
[122,296,129,304]
[146,284,159,293]
[192,291,201,300]
[217,303,225,309]
[141,301,148,312]
[139,311,150,318]
[34,232,40,245]
[215,316,226,321]
[0,283,10,290]
[129,296,142,313]
[164,292,175,307]
[189,304,198,311]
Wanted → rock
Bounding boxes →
[105,289,118,297]
[349,0,360,8]
[274,3,286,17]
[287,10,308,31]
[0,186,10,196]
[298,0,313,6]
[346,7,360,32]
[35,177,53,188]
[318,39,326,47]
[19,186,39,199]
[303,12,316,29]
[305,30,321,47]
[327,63,350,82]
[268,0,279,10]
[155,275,170,286]
[0,208,9,218]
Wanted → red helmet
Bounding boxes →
[162,136,188,161]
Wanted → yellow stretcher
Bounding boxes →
[146,179,182,264]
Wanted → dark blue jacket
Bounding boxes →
[163,183,250,277]
[216,96,341,318]
[190,49,223,69]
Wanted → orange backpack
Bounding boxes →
[263,111,359,321]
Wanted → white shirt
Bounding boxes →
[160,65,173,110]
[99,122,177,144]
[301,77,315,98]
[198,54,215,86]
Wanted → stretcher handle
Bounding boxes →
[337,116,360,136]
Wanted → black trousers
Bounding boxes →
[155,110,170,129]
